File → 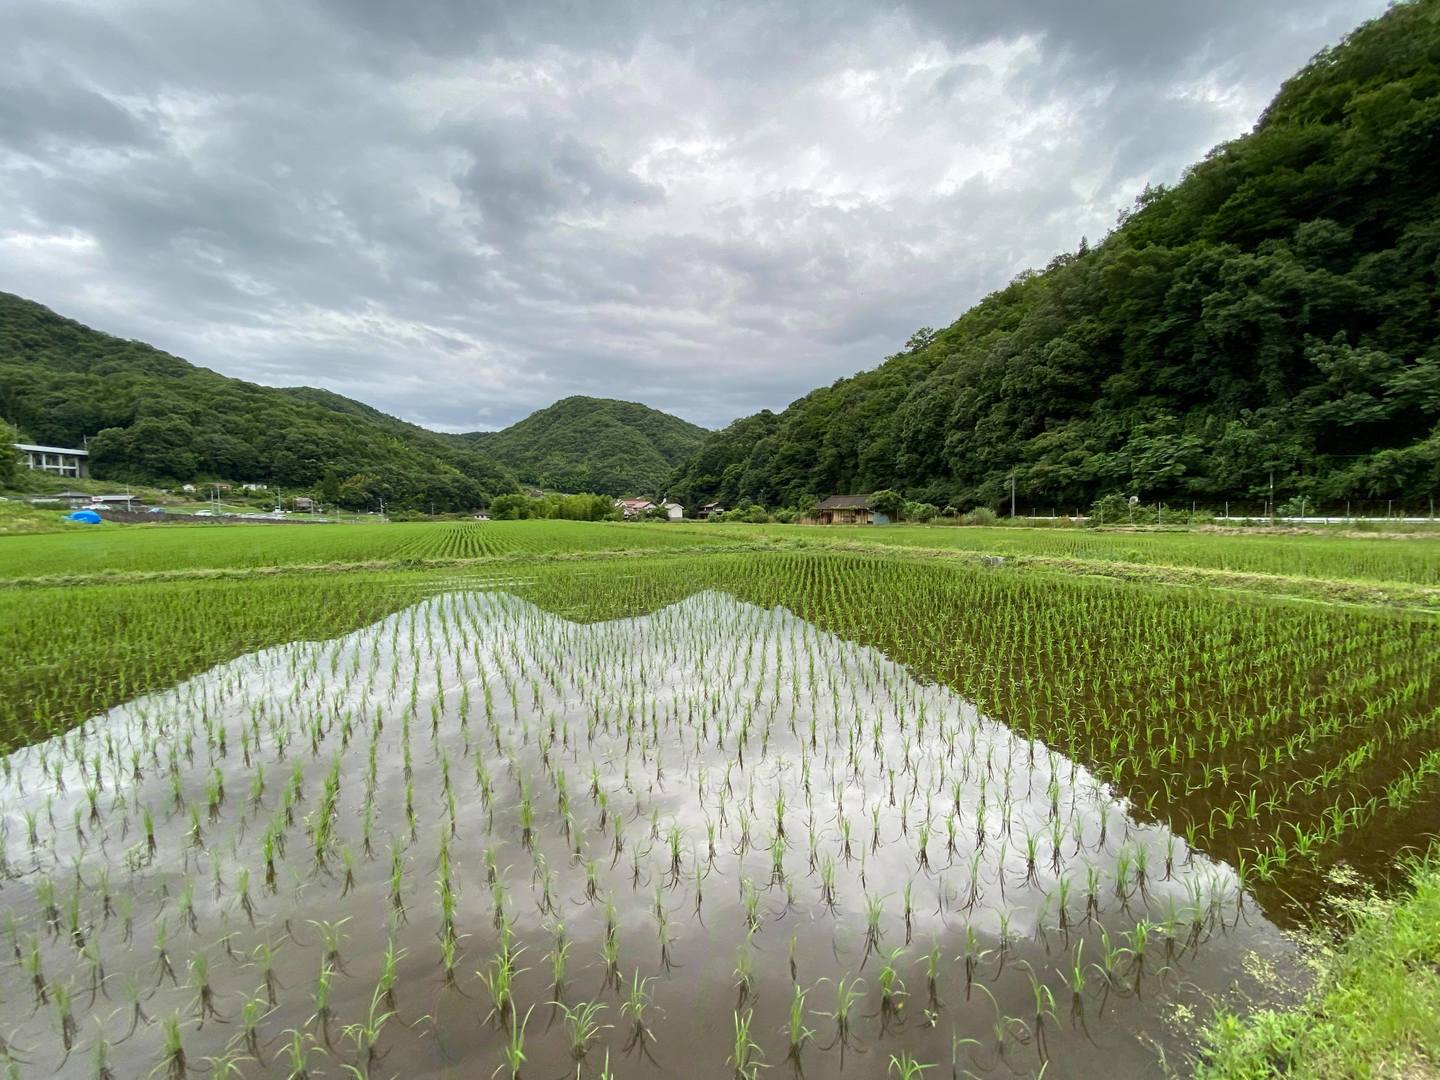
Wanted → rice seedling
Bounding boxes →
[555,999,610,1063]
[620,969,658,1058]
[888,1052,935,1078]
[51,980,78,1055]
[154,1013,189,1080]
[784,982,816,1064]
[189,949,223,1024]
[877,947,908,1026]
[338,984,395,1078]
[310,961,338,1046]
[231,994,272,1066]
[480,945,527,1028]
[496,1004,534,1080]
[729,1007,763,1080]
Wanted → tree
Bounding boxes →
[0,420,19,487]
[337,472,386,510]
[869,489,904,519]
[905,327,938,352]
[489,494,534,520]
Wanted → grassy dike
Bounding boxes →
[1196,849,1440,1078]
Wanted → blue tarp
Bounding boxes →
[66,510,102,524]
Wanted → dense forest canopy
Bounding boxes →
[669,0,1440,513]
[0,292,518,511]
[464,395,708,496]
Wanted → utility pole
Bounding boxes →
[1009,471,1016,519]
[1269,469,1275,525]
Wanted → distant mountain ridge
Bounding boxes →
[0,291,708,508]
[668,0,1440,513]
[464,395,708,496]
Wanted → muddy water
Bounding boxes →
[0,592,1300,1078]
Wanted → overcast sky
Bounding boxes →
[0,0,1388,432]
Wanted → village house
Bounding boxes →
[816,494,890,525]
[615,497,656,519]
[14,442,88,479]
[695,501,725,519]
[660,500,684,520]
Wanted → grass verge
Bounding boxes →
[1195,849,1440,1079]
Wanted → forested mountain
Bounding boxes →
[0,292,517,510]
[465,395,708,496]
[670,0,1440,513]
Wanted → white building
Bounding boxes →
[661,501,684,520]
[14,443,88,479]
[89,494,140,510]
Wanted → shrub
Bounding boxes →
[726,502,772,524]
[1086,493,1137,526]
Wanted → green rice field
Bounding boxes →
[1,520,1438,1077]
[710,522,1440,587]
[0,519,737,579]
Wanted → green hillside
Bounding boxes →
[0,291,517,511]
[670,0,1440,513]
[466,395,708,496]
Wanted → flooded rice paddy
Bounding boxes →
[0,591,1300,1077]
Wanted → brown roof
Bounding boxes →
[817,494,873,510]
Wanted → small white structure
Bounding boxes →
[14,443,88,479]
[661,501,684,520]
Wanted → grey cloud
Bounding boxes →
[457,131,665,241]
[0,73,152,153]
[0,0,1392,433]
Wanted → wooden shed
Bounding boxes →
[816,494,889,525]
